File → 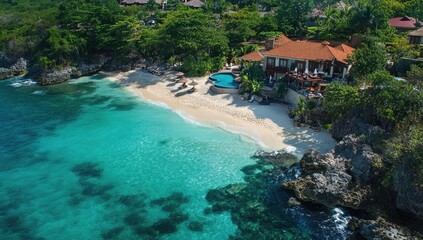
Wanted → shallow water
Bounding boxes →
[0,75,351,239]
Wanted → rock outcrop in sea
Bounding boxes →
[0,52,28,80]
[281,133,423,238]
[348,217,421,240]
[36,56,113,85]
[282,135,379,209]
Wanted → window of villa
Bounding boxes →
[279,59,288,68]
[296,62,305,71]
[267,57,275,67]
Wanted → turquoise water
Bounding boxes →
[0,76,259,239]
[209,73,240,89]
[0,75,352,239]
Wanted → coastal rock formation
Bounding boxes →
[36,55,113,85]
[331,112,387,143]
[254,149,298,166]
[393,159,423,220]
[348,217,422,240]
[282,135,381,209]
[37,67,73,85]
[0,52,28,80]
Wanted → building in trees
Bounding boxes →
[263,35,355,80]
[409,27,423,44]
[388,16,422,33]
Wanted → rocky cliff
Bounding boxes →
[36,56,112,85]
[393,159,423,220]
[0,52,28,80]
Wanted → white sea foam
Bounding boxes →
[32,90,46,95]
[9,78,37,88]
[331,207,351,232]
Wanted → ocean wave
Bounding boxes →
[32,90,46,95]
[9,78,37,88]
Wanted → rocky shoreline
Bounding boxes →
[275,133,423,239]
[0,52,149,85]
[0,53,28,80]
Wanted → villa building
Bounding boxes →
[409,27,423,44]
[388,16,422,33]
[263,35,355,80]
[119,0,203,8]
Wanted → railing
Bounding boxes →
[265,66,290,73]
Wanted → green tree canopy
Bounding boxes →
[275,0,314,38]
[222,9,261,46]
[349,39,388,79]
[323,82,361,120]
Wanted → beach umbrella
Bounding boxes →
[314,68,318,75]
[177,77,189,83]
[189,81,198,86]
[176,72,184,77]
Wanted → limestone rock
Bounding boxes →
[349,217,422,240]
[254,149,298,166]
[393,159,423,220]
[287,197,301,206]
[283,135,379,209]
[0,53,28,80]
[37,67,72,85]
[300,149,339,174]
[331,112,387,144]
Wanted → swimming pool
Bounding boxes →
[209,73,240,89]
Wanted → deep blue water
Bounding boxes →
[0,75,351,239]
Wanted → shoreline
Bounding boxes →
[104,69,336,153]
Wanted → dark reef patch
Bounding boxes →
[124,213,145,226]
[151,192,189,208]
[134,226,158,238]
[161,203,180,212]
[83,95,112,106]
[106,99,137,111]
[119,194,148,209]
[158,139,170,145]
[79,179,114,197]
[72,162,103,178]
[169,211,189,224]
[187,221,204,232]
[205,159,350,239]
[101,226,125,239]
[152,218,178,234]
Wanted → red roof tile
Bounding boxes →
[388,16,421,29]
[265,41,355,64]
[240,51,264,62]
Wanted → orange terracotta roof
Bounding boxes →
[273,35,293,48]
[265,41,355,64]
[240,51,264,62]
[335,44,355,56]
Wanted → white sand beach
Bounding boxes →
[106,69,335,153]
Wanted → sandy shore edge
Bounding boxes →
[103,69,335,153]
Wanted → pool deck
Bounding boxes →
[210,85,239,94]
